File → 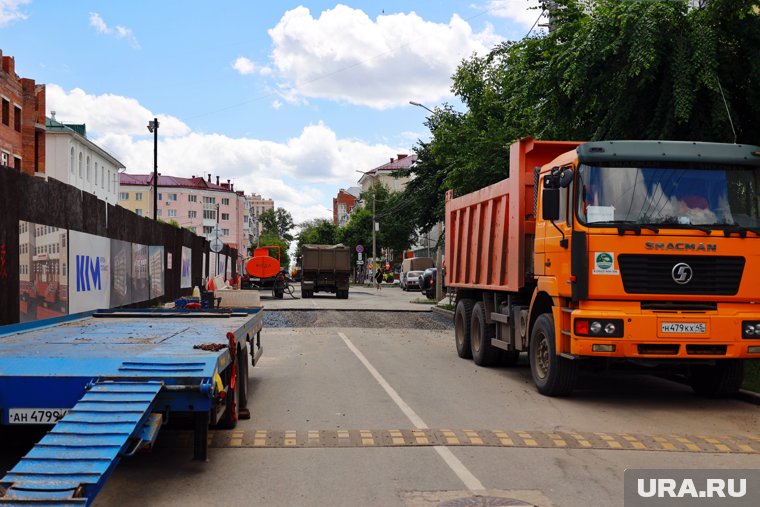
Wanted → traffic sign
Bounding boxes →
[209,238,224,253]
[356,244,364,253]
[356,260,364,265]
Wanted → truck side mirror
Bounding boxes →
[542,188,560,221]
[559,169,574,188]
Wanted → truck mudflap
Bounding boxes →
[0,380,163,506]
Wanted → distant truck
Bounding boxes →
[301,244,351,299]
[446,136,760,397]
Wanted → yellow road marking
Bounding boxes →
[230,430,244,447]
[701,436,731,453]
[413,429,428,445]
[337,430,349,440]
[548,433,567,448]
[674,437,700,452]
[517,431,537,447]
[621,434,646,450]
[464,430,483,445]
[441,429,459,445]
[493,430,513,446]
[360,430,374,446]
[569,432,592,449]
[390,430,404,445]
[596,433,623,449]
[653,436,676,451]
[284,430,296,447]
[254,430,267,447]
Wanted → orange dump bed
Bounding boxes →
[444,137,580,292]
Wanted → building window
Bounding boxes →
[78,153,83,178]
[70,148,75,174]
[222,228,230,236]
[135,209,143,217]
[221,213,230,221]
[188,194,197,202]
[203,226,213,234]
[14,156,21,171]
[168,193,178,201]
[1,98,8,126]
[1,152,8,167]
[86,156,91,182]
[222,198,230,206]
[135,192,143,201]
[101,167,105,188]
[107,170,112,192]
[168,209,177,217]
[119,192,129,200]
[157,193,163,201]
[203,196,216,204]
[188,210,197,219]
[203,210,216,220]
[14,106,21,132]
[157,209,162,217]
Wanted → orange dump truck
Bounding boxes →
[446,137,760,396]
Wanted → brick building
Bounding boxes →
[333,187,361,226]
[0,49,46,175]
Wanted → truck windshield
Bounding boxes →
[576,163,760,228]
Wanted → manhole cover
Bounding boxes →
[439,496,534,507]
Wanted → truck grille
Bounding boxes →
[617,254,744,295]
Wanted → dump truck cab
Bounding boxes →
[533,140,760,394]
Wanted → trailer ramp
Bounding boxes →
[0,380,163,506]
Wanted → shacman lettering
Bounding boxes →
[644,242,717,252]
[76,255,102,292]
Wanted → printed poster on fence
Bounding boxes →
[181,246,192,288]
[68,230,110,314]
[132,244,149,303]
[149,246,164,300]
[18,221,69,323]
[110,239,132,307]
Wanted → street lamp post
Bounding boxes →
[409,101,443,302]
[147,118,159,221]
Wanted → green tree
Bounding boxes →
[296,219,339,258]
[359,182,416,257]
[337,207,372,261]
[259,208,295,241]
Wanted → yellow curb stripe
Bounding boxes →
[517,431,537,447]
[494,430,514,446]
[360,430,374,446]
[464,430,483,445]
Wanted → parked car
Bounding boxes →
[400,270,423,291]
[419,267,443,299]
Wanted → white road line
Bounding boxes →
[338,331,485,492]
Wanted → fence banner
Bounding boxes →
[69,230,110,314]
[110,239,132,307]
[132,244,149,303]
[149,246,164,300]
[181,246,192,288]
[19,221,69,323]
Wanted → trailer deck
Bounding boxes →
[0,309,263,506]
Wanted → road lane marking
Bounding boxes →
[338,331,486,491]
[158,429,760,454]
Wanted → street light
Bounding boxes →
[409,101,443,301]
[147,118,159,221]
[409,100,434,114]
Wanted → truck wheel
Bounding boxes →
[216,363,239,429]
[529,313,578,396]
[455,299,474,359]
[238,345,249,410]
[689,360,744,398]
[471,302,501,366]
[274,288,284,299]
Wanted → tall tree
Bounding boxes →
[258,231,290,270]
[259,208,295,242]
[295,219,339,258]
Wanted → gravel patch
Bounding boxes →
[263,310,454,330]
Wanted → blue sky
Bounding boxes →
[1,0,545,223]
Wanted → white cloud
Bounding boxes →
[267,5,502,109]
[89,12,140,48]
[0,0,29,27]
[47,85,401,224]
[272,99,282,110]
[232,56,256,75]
[484,0,547,28]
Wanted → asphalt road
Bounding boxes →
[3,287,759,506]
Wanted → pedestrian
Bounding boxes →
[374,266,383,290]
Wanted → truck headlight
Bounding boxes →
[574,318,624,338]
[742,321,760,339]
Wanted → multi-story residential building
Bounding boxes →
[45,115,125,204]
[0,49,46,175]
[246,193,274,246]
[333,186,361,226]
[357,154,416,194]
[119,173,250,255]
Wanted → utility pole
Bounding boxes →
[147,118,159,221]
[435,221,443,302]
[372,171,377,288]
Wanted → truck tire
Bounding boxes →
[471,302,501,366]
[529,313,578,396]
[455,299,474,359]
[238,345,249,410]
[689,360,744,398]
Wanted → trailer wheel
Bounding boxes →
[455,299,474,359]
[471,302,501,366]
[238,345,249,410]
[529,313,578,396]
[689,360,744,398]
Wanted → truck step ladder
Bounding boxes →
[0,380,163,506]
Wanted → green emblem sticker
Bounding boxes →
[593,252,618,275]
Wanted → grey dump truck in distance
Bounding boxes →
[301,244,351,299]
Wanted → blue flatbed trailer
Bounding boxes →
[0,308,264,506]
